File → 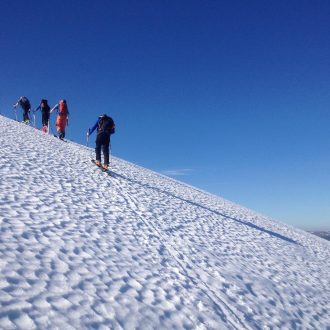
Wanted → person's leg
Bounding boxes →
[42,112,49,127]
[95,134,103,164]
[23,108,29,123]
[102,135,110,167]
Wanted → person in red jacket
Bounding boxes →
[50,100,69,140]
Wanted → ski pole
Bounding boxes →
[13,107,18,121]
[109,141,112,166]
[48,119,54,135]
[86,130,90,147]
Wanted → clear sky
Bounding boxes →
[1,0,329,230]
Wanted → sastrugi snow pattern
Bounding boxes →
[0,115,329,329]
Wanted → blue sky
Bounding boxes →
[1,0,329,230]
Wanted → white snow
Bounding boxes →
[0,115,329,329]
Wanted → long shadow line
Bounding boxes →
[111,171,299,245]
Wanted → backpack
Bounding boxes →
[41,100,50,113]
[98,116,115,135]
[59,100,68,116]
[20,96,31,110]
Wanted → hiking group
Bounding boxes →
[13,96,69,140]
[13,96,115,171]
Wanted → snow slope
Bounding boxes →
[0,115,329,330]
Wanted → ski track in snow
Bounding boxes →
[0,116,329,329]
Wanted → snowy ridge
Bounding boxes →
[0,115,329,329]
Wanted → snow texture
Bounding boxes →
[0,115,329,329]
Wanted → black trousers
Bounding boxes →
[23,108,30,122]
[42,111,50,127]
[58,130,65,140]
[95,132,110,165]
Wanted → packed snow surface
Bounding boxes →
[0,115,329,329]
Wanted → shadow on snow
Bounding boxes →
[111,171,298,245]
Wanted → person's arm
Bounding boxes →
[87,120,99,136]
[13,97,21,108]
[50,104,59,113]
[34,105,41,113]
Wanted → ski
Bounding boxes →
[53,134,67,142]
[90,159,116,177]
[91,159,108,172]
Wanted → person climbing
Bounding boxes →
[13,96,31,124]
[87,114,115,170]
[50,99,69,140]
[34,99,51,132]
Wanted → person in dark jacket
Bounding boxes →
[13,96,31,124]
[34,99,51,130]
[87,114,115,170]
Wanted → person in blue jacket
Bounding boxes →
[87,114,115,170]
